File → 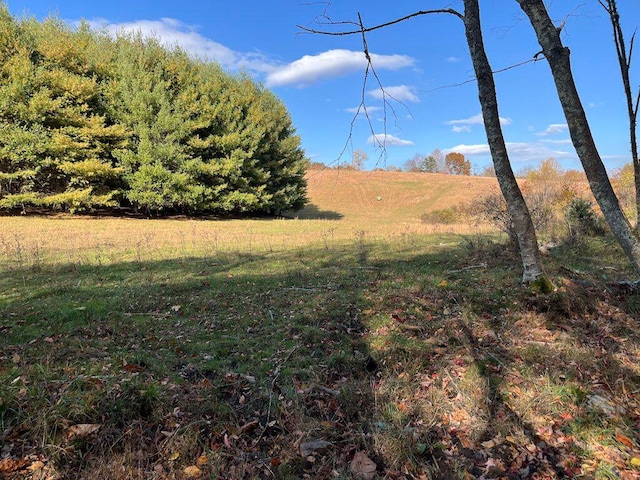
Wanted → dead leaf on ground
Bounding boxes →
[350,451,377,480]
[616,433,635,448]
[183,465,202,477]
[66,423,102,439]
[299,439,332,457]
[26,461,45,471]
[0,457,29,473]
[121,364,145,372]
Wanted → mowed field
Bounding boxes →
[0,170,500,268]
[300,170,499,224]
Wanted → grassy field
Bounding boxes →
[1,171,640,479]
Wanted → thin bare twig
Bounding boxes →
[421,57,544,95]
[297,8,463,36]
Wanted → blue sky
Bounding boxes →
[6,0,640,173]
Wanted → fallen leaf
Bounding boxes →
[121,364,145,372]
[169,452,180,461]
[350,451,377,480]
[616,433,634,448]
[196,455,208,465]
[11,354,20,364]
[631,457,640,467]
[183,465,201,477]
[27,461,45,471]
[300,439,332,457]
[67,423,101,438]
[0,458,29,473]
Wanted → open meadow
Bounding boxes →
[1,170,640,479]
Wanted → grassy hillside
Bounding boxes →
[300,170,500,225]
[0,171,499,270]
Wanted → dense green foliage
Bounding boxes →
[0,5,307,214]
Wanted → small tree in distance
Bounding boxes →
[445,152,472,175]
[351,149,368,170]
[480,164,496,177]
[404,153,425,172]
[403,150,441,173]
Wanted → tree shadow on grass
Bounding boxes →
[293,203,344,220]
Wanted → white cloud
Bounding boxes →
[445,143,491,156]
[447,113,484,126]
[446,56,462,63]
[266,50,415,87]
[445,113,512,132]
[535,123,568,136]
[86,17,277,73]
[367,134,415,147]
[345,106,384,114]
[368,85,420,103]
[444,141,574,162]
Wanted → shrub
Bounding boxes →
[474,192,553,246]
[565,198,608,240]
[420,208,461,225]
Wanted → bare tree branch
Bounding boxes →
[421,56,544,95]
[297,8,463,36]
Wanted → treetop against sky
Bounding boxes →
[6,0,640,172]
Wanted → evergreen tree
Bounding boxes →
[0,5,307,215]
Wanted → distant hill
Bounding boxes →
[299,170,501,225]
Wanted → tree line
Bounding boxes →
[308,148,473,175]
[0,5,308,215]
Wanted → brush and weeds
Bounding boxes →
[1,210,639,479]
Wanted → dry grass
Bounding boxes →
[0,170,498,269]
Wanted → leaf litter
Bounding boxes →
[1,240,640,478]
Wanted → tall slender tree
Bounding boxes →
[599,0,640,232]
[517,0,640,275]
[462,0,545,282]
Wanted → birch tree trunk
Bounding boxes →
[463,0,546,283]
[517,0,640,275]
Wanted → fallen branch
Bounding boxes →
[446,263,487,274]
[298,384,341,397]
